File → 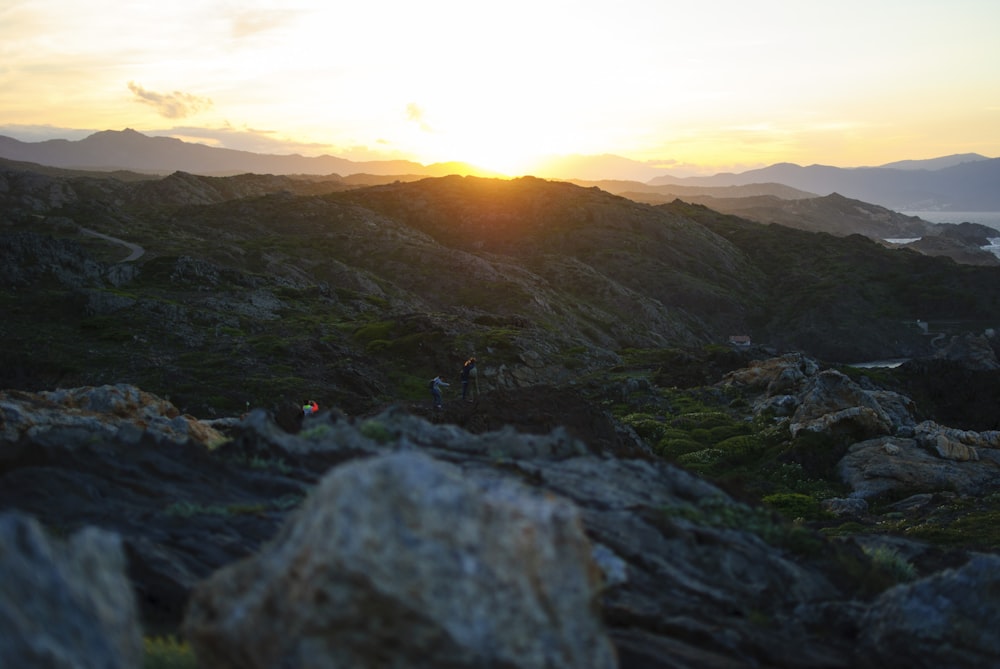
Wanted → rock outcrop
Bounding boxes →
[2,360,1000,668]
[183,451,617,669]
[860,554,1000,666]
[0,383,226,445]
[0,512,142,668]
[719,354,1000,501]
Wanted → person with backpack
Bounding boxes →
[460,357,477,402]
[429,375,449,409]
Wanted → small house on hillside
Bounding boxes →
[728,335,752,348]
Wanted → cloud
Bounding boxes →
[406,102,432,132]
[127,82,213,120]
[230,9,296,39]
[153,125,329,155]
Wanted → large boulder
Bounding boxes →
[183,450,617,669]
[0,512,142,668]
[837,435,1000,499]
[860,554,1000,668]
[789,370,893,439]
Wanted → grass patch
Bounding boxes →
[663,495,824,557]
[144,635,197,669]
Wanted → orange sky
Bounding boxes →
[1,0,998,177]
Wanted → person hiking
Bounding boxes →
[460,357,477,402]
[429,375,449,409]
[302,400,319,416]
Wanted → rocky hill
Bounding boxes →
[608,189,1000,266]
[3,165,1000,416]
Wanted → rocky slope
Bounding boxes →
[4,165,1000,418]
[3,348,1000,667]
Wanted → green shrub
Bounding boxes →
[862,545,917,584]
[670,411,732,430]
[715,434,761,456]
[622,413,667,442]
[144,636,197,669]
[675,448,726,471]
[663,496,824,557]
[353,320,395,343]
[707,423,751,442]
[762,493,822,520]
[360,419,393,444]
[656,437,703,460]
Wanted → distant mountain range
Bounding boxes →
[649,156,1000,212]
[0,129,996,212]
[0,128,494,180]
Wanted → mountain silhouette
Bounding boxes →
[650,157,1000,211]
[0,128,489,178]
[0,129,996,211]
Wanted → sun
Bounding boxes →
[400,101,568,178]
[424,129,546,178]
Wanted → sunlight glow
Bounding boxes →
[0,0,998,175]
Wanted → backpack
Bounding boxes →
[428,378,436,390]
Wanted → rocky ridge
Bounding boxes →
[3,349,1000,667]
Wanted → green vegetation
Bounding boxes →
[888,492,1000,552]
[662,495,824,557]
[143,636,197,669]
[359,419,394,444]
[606,346,859,537]
[862,545,917,584]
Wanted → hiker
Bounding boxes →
[460,357,477,402]
[429,375,449,409]
[302,400,319,416]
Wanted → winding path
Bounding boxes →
[79,227,145,262]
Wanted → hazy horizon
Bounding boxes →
[1,126,995,183]
[2,0,999,178]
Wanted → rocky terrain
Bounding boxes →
[3,347,1000,668]
[2,162,1000,667]
[4,164,1000,417]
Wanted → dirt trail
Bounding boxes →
[79,227,145,262]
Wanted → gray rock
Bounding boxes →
[932,333,1000,371]
[790,370,893,439]
[183,451,617,669]
[821,497,869,517]
[0,384,226,445]
[0,512,142,669]
[860,554,1000,668]
[837,436,1000,499]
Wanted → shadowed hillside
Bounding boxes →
[2,166,1000,417]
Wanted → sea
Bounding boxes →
[859,210,1000,368]
[897,211,1000,259]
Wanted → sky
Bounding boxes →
[1,0,999,178]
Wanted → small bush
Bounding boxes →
[144,636,197,669]
[762,493,822,520]
[657,437,704,460]
[863,545,917,584]
[360,419,393,444]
